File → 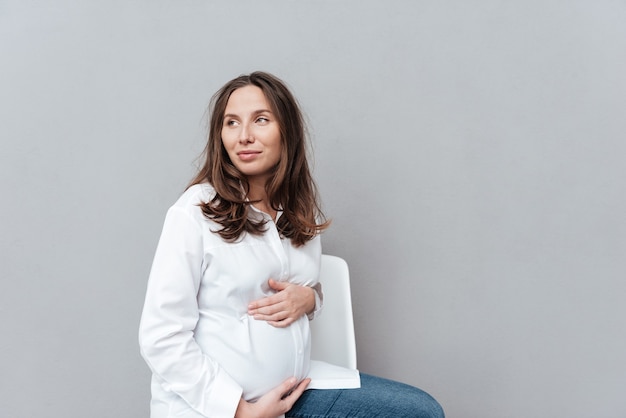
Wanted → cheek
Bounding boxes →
[270,129,282,151]
[271,144,283,165]
[220,132,235,151]
[220,142,236,164]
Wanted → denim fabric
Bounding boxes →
[286,373,444,418]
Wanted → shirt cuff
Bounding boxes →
[202,366,243,418]
[307,282,324,320]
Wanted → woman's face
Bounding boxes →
[221,85,282,185]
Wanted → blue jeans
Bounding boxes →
[286,373,445,418]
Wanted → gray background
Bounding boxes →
[1,1,625,417]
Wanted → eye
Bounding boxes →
[224,119,238,127]
[256,116,270,124]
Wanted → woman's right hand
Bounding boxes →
[235,377,310,418]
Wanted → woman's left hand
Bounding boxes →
[248,279,316,328]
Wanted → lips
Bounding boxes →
[237,150,261,161]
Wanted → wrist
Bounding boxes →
[308,286,317,314]
[304,287,320,321]
[234,398,251,418]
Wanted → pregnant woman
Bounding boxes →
[139,71,444,418]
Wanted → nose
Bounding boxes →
[238,123,254,144]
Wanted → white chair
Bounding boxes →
[310,254,357,370]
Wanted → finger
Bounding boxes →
[253,314,287,324]
[294,378,311,394]
[254,308,290,323]
[276,377,298,398]
[250,301,289,318]
[268,278,290,291]
[248,295,278,310]
[267,317,294,328]
[251,304,283,317]
[250,293,291,313]
[281,378,311,404]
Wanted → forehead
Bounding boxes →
[224,85,271,113]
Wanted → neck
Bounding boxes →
[247,178,276,219]
[247,177,267,202]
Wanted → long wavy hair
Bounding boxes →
[188,71,329,247]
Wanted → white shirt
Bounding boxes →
[139,183,323,418]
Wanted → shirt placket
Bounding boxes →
[265,217,305,378]
[270,233,289,282]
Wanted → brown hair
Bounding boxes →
[188,71,329,246]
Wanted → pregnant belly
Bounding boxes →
[195,313,311,401]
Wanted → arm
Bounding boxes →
[138,207,242,417]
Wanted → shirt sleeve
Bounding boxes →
[138,206,242,418]
[307,282,324,320]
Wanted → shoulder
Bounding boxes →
[168,183,216,220]
[172,183,215,208]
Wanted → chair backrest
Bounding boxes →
[310,254,357,370]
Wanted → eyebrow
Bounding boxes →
[223,109,273,118]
